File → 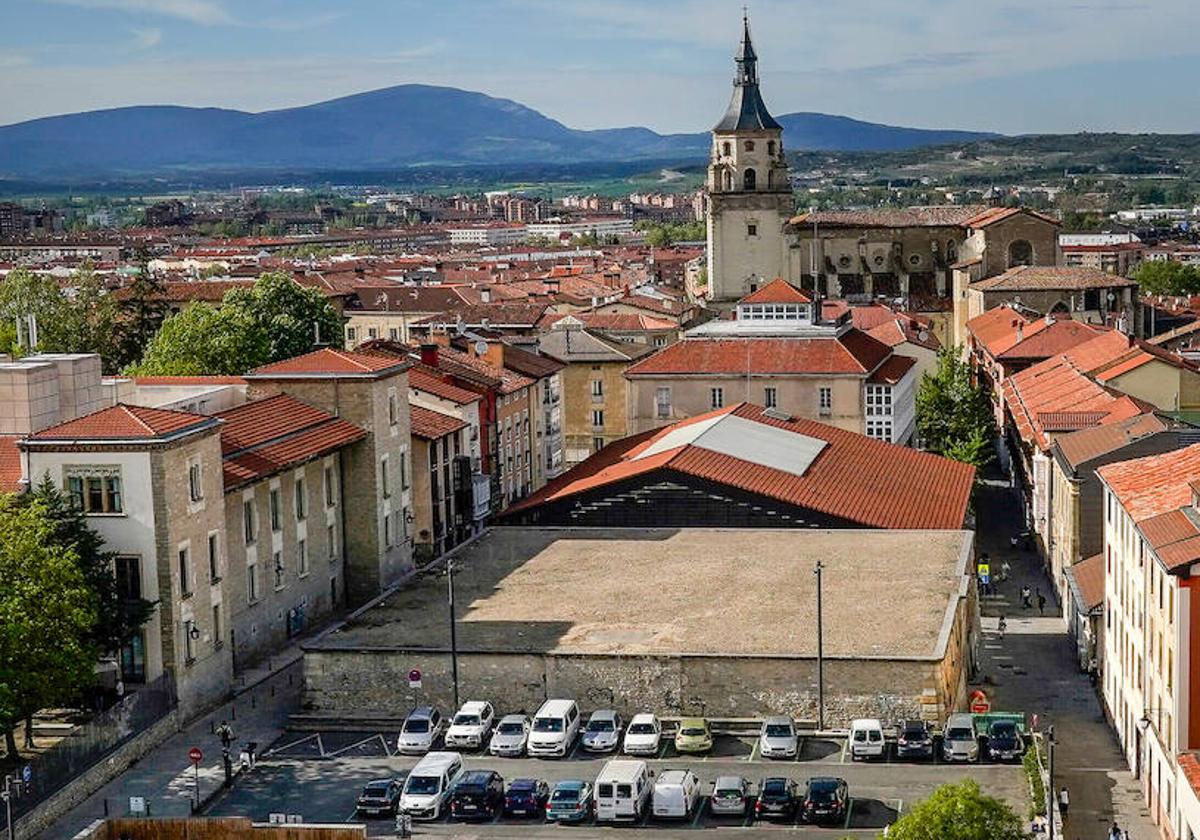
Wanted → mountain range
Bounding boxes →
[0,84,997,181]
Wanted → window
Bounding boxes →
[656,387,672,419]
[183,620,196,663]
[381,456,391,498]
[114,556,141,601]
[346,326,357,342]
[764,387,777,409]
[66,468,123,514]
[188,462,203,502]
[747,223,757,237]
[721,141,731,156]
[711,387,724,409]
[212,604,222,648]
[1008,239,1034,268]
[327,523,337,560]
[594,437,605,452]
[269,488,281,532]
[294,477,306,521]
[592,409,604,428]
[389,327,399,341]
[273,550,284,589]
[384,512,393,547]
[743,168,756,190]
[243,499,256,545]
[298,538,308,577]
[207,533,220,583]
[400,452,409,490]
[767,140,776,156]
[866,419,893,441]
[178,546,191,597]
[866,385,893,417]
[744,140,755,151]
[247,562,259,603]
[818,386,832,416]
[367,327,378,339]
[401,507,411,540]
[324,465,335,507]
[591,379,603,398]
[388,392,398,426]
[119,631,146,683]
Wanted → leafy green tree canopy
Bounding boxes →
[917,346,994,468]
[126,302,270,376]
[883,780,1025,840]
[221,270,344,360]
[0,265,122,370]
[1133,260,1200,297]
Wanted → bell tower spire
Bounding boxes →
[735,10,758,86]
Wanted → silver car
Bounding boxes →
[581,710,623,753]
[709,775,752,816]
[489,714,531,757]
[396,706,443,755]
[759,716,798,759]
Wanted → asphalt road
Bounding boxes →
[206,731,1028,837]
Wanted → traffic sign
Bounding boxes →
[408,668,422,689]
[21,765,31,784]
[188,746,203,764]
[977,563,990,586]
[969,689,991,714]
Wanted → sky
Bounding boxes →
[2,0,1200,134]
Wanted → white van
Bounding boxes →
[594,759,651,823]
[398,751,463,820]
[849,718,885,760]
[652,769,701,820]
[527,699,581,757]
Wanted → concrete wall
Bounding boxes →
[76,818,366,840]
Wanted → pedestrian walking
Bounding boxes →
[1021,585,1032,609]
[1108,823,1122,840]
[998,615,1007,641]
[1037,589,1046,615]
[1058,786,1069,819]
[1000,559,1011,582]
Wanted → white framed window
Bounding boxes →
[866,419,893,441]
[818,386,832,416]
[656,387,671,419]
[188,461,203,502]
[591,379,604,397]
[593,437,605,452]
[866,385,893,417]
[592,409,604,428]
[764,387,777,409]
[298,538,308,577]
[294,476,306,520]
[65,467,123,514]
[346,326,357,342]
[269,488,281,532]
[711,387,724,409]
[243,499,256,545]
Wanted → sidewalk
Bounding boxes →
[37,638,308,840]
[973,474,1158,839]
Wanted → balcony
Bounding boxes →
[471,473,491,521]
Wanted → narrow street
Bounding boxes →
[972,472,1157,839]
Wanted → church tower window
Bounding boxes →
[743,169,757,191]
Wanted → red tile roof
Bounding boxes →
[625,331,892,377]
[504,403,975,529]
[1180,754,1200,802]
[971,265,1137,292]
[791,205,987,229]
[410,405,468,440]
[28,404,216,442]
[539,312,676,332]
[1052,413,1170,469]
[217,394,366,490]
[1037,411,1106,432]
[131,375,247,386]
[999,320,1108,361]
[867,355,917,385]
[739,278,812,305]
[1098,444,1200,524]
[1067,553,1105,611]
[408,366,482,405]
[963,207,1059,229]
[249,348,409,378]
[0,435,21,493]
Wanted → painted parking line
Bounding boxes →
[842,797,856,830]
[745,739,759,762]
[840,738,849,764]
[325,734,383,758]
[691,799,707,828]
[566,736,582,760]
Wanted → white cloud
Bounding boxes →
[130,26,162,48]
[43,0,232,25]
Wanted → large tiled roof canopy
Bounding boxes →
[27,404,217,442]
[625,331,892,377]
[248,348,409,378]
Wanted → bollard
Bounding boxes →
[231,704,236,722]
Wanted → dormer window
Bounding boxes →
[737,303,811,322]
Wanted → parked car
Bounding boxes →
[448,769,504,820]
[849,718,885,760]
[755,777,799,820]
[398,751,463,820]
[800,777,849,825]
[395,705,442,755]
[674,717,713,754]
[943,713,980,762]
[986,720,1024,762]
[528,699,581,758]
[895,719,934,760]
[582,710,623,753]
[594,759,651,823]
[623,713,662,756]
[759,716,798,759]
[355,778,402,816]
[546,780,594,823]
[652,769,701,820]
[503,777,549,818]
[490,714,531,757]
[709,776,753,817]
[444,700,495,750]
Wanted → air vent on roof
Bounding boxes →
[762,407,792,422]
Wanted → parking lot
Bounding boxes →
[206,728,1029,837]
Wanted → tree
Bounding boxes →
[883,780,1025,840]
[23,477,154,657]
[0,265,121,368]
[114,243,168,370]
[60,263,122,371]
[917,347,994,468]
[222,271,344,361]
[125,302,270,376]
[0,495,98,758]
[1133,260,1200,296]
[0,268,69,355]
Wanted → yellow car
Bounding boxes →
[674,718,713,754]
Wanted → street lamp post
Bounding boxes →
[447,556,460,711]
[1047,724,1056,840]
[2,775,14,840]
[815,560,825,731]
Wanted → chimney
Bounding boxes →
[480,286,491,304]
[420,343,439,368]
[1015,321,1023,342]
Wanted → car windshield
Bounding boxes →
[765,724,792,738]
[509,780,536,793]
[405,775,440,795]
[629,723,655,734]
[809,783,837,802]
[903,724,926,737]
[763,780,788,796]
[551,788,579,803]
[992,723,1016,737]
[403,719,430,733]
[533,717,563,733]
[716,787,742,798]
[453,714,479,727]
[947,727,974,740]
[363,783,390,794]
[681,727,706,736]
[587,720,614,732]
[498,721,524,735]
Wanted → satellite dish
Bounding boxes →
[918,330,930,342]
[474,340,488,356]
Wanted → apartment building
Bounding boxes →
[409,406,470,561]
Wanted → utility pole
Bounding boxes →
[1047,724,1056,840]
[815,560,825,731]
[2,775,14,840]
[447,556,460,711]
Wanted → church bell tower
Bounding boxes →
[705,14,794,304]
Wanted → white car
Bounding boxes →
[396,706,443,755]
[651,769,701,820]
[759,716,799,759]
[444,700,495,750]
[489,714,530,757]
[623,713,662,756]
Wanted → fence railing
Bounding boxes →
[1,673,176,830]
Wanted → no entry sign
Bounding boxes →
[188,746,203,764]
[408,668,422,689]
